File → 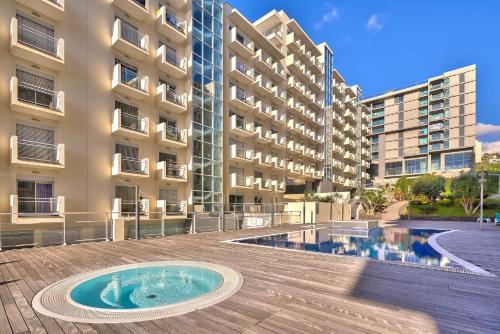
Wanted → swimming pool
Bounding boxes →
[229,227,473,271]
[32,261,243,323]
[70,265,223,310]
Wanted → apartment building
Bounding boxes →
[0,0,369,225]
[362,65,478,185]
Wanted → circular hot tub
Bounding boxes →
[32,261,243,323]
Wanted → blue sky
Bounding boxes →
[227,0,500,152]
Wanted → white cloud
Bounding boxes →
[314,7,339,30]
[477,123,500,136]
[482,141,500,154]
[366,14,383,32]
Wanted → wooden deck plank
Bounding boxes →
[0,222,498,333]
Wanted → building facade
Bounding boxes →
[362,65,478,185]
[0,0,369,224]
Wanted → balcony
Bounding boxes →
[156,6,187,43]
[112,18,149,60]
[271,86,286,104]
[112,153,149,178]
[344,152,356,161]
[287,98,301,115]
[228,27,254,58]
[156,44,187,78]
[272,109,286,126]
[254,178,272,192]
[157,123,187,148]
[229,86,255,112]
[156,84,186,113]
[15,0,65,21]
[10,194,65,224]
[112,198,149,220]
[229,114,254,137]
[300,68,312,82]
[286,32,301,53]
[286,54,303,76]
[254,152,272,167]
[229,144,253,163]
[157,161,187,183]
[271,62,286,82]
[10,18,64,71]
[312,133,323,144]
[112,108,149,140]
[255,126,272,144]
[10,136,64,170]
[112,63,149,100]
[253,49,273,71]
[271,133,286,149]
[287,76,305,96]
[272,156,286,170]
[255,101,273,120]
[311,58,324,74]
[404,149,428,157]
[429,81,446,92]
[157,200,187,219]
[229,57,254,85]
[310,76,323,93]
[272,179,286,192]
[254,75,273,95]
[112,0,149,21]
[10,76,64,120]
[230,174,253,189]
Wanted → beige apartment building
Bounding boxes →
[0,0,370,226]
[362,65,478,185]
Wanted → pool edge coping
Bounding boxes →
[32,261,244,323]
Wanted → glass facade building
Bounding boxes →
[191,0,224,211]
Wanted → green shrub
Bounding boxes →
[419,203,436,213]
[437,198,453,207]
[412,175,445,203]
[484,198,500,209]
[410,194,430,206]
[439,190,453,200]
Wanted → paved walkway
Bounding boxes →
[379,200,407,223]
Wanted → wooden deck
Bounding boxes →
[0,221,499,334]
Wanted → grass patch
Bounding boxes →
[409,202,498,218]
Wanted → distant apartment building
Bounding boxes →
[362,65,478,185]
[0,0,369,224]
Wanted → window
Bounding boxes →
[16,69,55,109]
[394,95,404,104]
[385,161,402,176]
[16,124,56,163]
[405,158,427,174]
[16,14,56,56]
[159,188,177,203]
[444,152,472,170]
[369,164,379,178]
[431,154,440,171]
[17,180,54,215]
[116,185,139,213]
[228,195,244,212]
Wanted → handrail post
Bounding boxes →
[192,213,196,234]
[105,212,109,242]
[62,213,67,246]
[161,214,165,237]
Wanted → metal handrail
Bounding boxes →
[163,125,185,142]
[17,81,58,110]
[18,139,59,163]
[120,112,146,133]
[120,155,146,174]
[18,197,59,216]
[165,10,186,33]
[163,164,186,178]
[164,48,185,69]
[120,20,146,50]
[17,23,58,57]
[163,88,185,106]
[120,66,146,91]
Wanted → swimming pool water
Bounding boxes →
[232,228,461,269]
[70,265,223,309]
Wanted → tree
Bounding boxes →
[394,176,409,200]
[359,188,388,216]
[412,175,444,203]
[451,173,481,214]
